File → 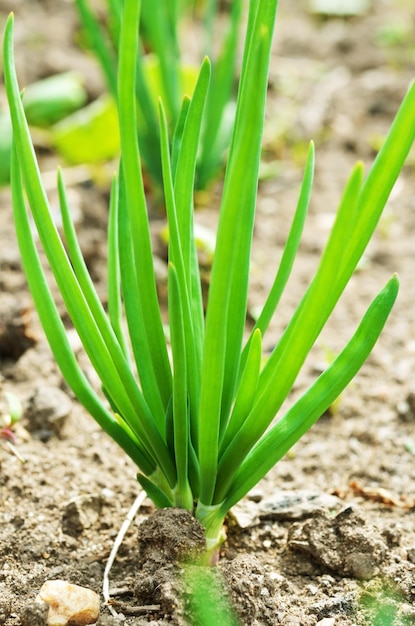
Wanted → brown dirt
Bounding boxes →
[1,0,415,624]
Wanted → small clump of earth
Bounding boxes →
[131,507,279,626]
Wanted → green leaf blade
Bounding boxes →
[221,275,399,512]
[197,0,279,505]
[245,141,315,348]
[75,0,118,97]
[168,263,193,510]
[117,0,173,410]
[159,98,202,448]
[4,12,177,489]
[107,174,129,357]
[10,141,154,475]
[213,162,364,492]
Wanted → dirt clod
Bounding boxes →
[136,508,206,570]
[287,507,387,579]
[220,554,279,626]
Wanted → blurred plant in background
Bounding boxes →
[0,71,87,185]
[75,0,242,191]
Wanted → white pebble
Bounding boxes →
[269,571,285,583]
[36,580,100,626]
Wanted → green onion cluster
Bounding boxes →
[3,0,415,550]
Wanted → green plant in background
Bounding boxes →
[0,391,22,443]
[3,0,415,555]
[75,0,242,190]
[0,71,87,185]
[0,391,25,462]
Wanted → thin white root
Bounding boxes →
[5,440,26,463]
[102,490,147,617]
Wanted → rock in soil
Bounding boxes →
[0,298,37,360]
[61,494,103,538]
[25,386,72,440]
[35,580,100,626]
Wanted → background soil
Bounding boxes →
[1,1,415,624]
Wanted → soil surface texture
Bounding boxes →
[1,1,415,625]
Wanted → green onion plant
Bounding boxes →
[74,0,242,190]
[3,0,415,554]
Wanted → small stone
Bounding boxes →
[227,499,260,529]
[0,298,37,360]
[259,490,343,521]
[26,387,72,440]
[269,571,285,583]
[344,551,379,580]
[61,494,103,537]
[36,580,100,626]
[397,392,415,422]
[307,584,319,595]
[316,619,336,626]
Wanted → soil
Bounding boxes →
[1,1,415,625]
